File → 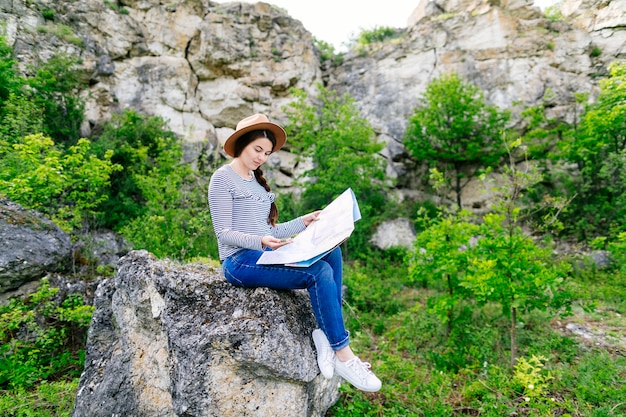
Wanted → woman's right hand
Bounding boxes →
[262,235,293,250]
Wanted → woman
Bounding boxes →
[208,113,381,392]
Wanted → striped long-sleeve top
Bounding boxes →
[208,164,306,261]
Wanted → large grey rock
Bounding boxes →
[0,198,72,293]
[72,250,340,417]
[371,218,416,250]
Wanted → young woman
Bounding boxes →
[208,113,381,392]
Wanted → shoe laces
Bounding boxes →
[345,357,373,378]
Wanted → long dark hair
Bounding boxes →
[233,130,279,226]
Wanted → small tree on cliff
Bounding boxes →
[283,84,389,256]
[404,72,510,209]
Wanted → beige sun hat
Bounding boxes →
[223,114,286,157]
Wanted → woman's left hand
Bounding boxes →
[302,210,321,227]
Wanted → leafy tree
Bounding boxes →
[559,62,626,239]
[404,72,510,208]
[26,53,87,145]
[0,133,120,232]
[283,84,389,256]
[409,209,480,336]
[90,110,180,230]
[463,140,572,367]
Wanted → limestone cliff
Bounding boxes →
[1,0,624,199]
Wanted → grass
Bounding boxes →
[1,249,624,416]
[0,379,78,417]
[329,251,626,416]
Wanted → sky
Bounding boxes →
[238,0,559,51]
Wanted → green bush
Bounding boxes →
[0,134,120,232]
[557,62,626,240]
[0,279,93,390]
[90,110,180,230]
[0,379,78,417]
[357,26,398,45]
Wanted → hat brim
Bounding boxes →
[223,122,286,157]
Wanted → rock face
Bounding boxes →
[1,0,321,152]
[0,198,72,292]
[2,0,624,196]
[72,250,340,417]
[327,0,625,189]
[370,218,416,250]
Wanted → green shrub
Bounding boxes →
[0,379,78,417]
[357,26,398,46]
[0,279,93,390]
[25,53,87,145]
[41,8,55,21]
[314,38,343,66]
[590,46,602,58]
[0,134,121,232]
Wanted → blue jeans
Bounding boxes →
[222,246,350,350]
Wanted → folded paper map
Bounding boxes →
[256,188,361,267]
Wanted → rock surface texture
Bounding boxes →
[328,0,625,189]
[72,250,340,417]
[2,0,624,201]
[0,198,72,292]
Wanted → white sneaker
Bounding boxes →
[312,329,335,378]
[334,356,382,392]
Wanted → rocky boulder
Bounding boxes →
[72,250,340,417]
[0,198,72,293]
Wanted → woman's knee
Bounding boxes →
[308,261,334,286]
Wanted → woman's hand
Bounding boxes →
[262,235,292,250]
[302,210,321,227]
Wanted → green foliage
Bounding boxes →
[408,209,480,347]
[608,232,626,275]
[41,8,55,21]
[283,85,389,257]
[104,0,129,14]
[544,5,564,23]
[36,23,83,46]
[356,26,398,46]
[89,111,217,260]
[0,379,78,417]
[512,355,553,398]
[0,35,86,146]
[408,140,573,369]
[558,62,626,239]
[0,279,93,390]
[404,72,510,208]
[590,46,602,58]
[26,53,87,145]
[0,93,45,141]
[90,110,180,230]
[118,158,218,260]
[0,34,20,104]
[0,133,121,232]
[314,38,343,66]
[329,251,626,416]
